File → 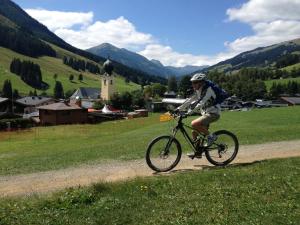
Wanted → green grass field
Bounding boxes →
[0,157,299,225]
[0,106,300,176]
[0,47,140,96]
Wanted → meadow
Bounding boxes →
[0,157,299,225]
[0,46,140,96]
[0,106,300,176]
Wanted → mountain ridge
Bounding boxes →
[87,43,206,77]
[202,38,300,73]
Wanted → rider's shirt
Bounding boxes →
[177,86,221,115]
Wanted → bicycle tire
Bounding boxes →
[146,135,182,172]
[205,130,239,166]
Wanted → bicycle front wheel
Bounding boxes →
[146,135,182,172]
[205,130,239,166]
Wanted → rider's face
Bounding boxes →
[192,81,204,90]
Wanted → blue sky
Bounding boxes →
[13,0,300,66]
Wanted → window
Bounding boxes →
[104,79,106,85]
[110,80,113,85]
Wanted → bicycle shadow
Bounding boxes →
[152,160,264,175]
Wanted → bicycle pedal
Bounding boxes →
[187,152,202,159]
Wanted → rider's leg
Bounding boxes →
[191,114,220,139]
[191,116,209,140]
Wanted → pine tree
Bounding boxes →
[54,81,64,99]
[13,89,20,99]
[69,74,74,81]
[167,76,178,92]
[2,80,12,98]
[78,74,83,81]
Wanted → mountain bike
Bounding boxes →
[145,112,239,172]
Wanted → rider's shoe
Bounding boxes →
[205,133,217,147]
[187,152,202,159]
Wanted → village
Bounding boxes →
[1,59,300,131]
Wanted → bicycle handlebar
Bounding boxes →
[170,110,188,119]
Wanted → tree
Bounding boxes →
[93,101,104,110]
[69,74,74,82]
[143,85,152,100]
[13,89,20,99]
[110,92,132,110]
[167,76,178,92]
[2,80,12,98]
[54,81,64,99]
[78,74,83,81]
[151,83,167,97]
[131,90,145,108]
[178,75,192,97]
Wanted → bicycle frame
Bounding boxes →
[171,114,207,154]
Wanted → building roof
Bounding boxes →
[16,96,53,106]
[0,97,9,104]
[280,97,300,105]
[38,102,83,110]
[70,87,100,100]
[162,98,187,104]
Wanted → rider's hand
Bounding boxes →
[187,109,194,115]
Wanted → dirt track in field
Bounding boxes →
[0,140,300,197]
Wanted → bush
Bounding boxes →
[0,118,33,130]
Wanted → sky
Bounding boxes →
[13,0,300,67]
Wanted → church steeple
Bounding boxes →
[101,59,115,101]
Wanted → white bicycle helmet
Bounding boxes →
[190,73,206,82]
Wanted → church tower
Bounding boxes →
[101,59,115,101]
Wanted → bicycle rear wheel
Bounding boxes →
[205,130,239,166]
[146,135,182,172]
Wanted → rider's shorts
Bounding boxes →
[194,113,220,127]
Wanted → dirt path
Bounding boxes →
[1,140,300,197]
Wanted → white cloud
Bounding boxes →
[225,0,300,55]
[26,9,154,50]
[26,9,93,30]
[25,1,300,67]
[138,44,233,67]
[227,0,300,23]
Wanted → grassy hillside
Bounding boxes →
[0,46,140,96]
[0,157,299,225]
[281,62,300,72]
[0,106,300,175]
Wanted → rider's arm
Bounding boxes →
[176,93,198,111]
[190,87,216,113]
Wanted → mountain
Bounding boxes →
[166,65,209,76]
[204,38,300,73]
[87,43,205,77]
[0,0,166,96]
[0,0,105,63]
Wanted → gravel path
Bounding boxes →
[0,140,300,197]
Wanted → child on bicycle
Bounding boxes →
[176,73,221,157]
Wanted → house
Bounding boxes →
[70,87,100,100]
[15,96,55,115]
[70,87,101,109]
[0,97,13,119]
[280,97,300,106]
[0,97,10,112]
[38,102,88,125]
[164,91,177,98]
